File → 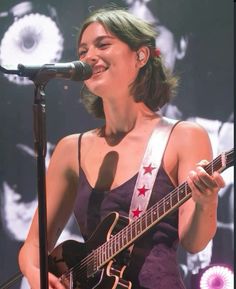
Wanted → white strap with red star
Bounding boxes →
[129,117,179,221]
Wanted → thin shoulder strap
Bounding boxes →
[129,117,180,221]
[78,133,83,168]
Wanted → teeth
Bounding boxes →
[93,66,107,74]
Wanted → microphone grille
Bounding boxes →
[72,61,92,81]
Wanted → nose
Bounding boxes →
[84,47,99,66]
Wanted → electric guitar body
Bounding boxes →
[49,213,132,289]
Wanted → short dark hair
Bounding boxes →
[77,7,178,118]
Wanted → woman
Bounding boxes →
[18,7,225,289]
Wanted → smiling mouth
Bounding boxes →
[92,66,108,75]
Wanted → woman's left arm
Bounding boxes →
[176,122,225,253]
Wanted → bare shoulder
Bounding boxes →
[171,120,213,163]
[55,133,80,152]
[170,120,211,149]
[56,129,97,150]
[173,120,209,138]
[54,129,99,163]
[51,132,93,172]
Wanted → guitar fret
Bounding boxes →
[123,231,128,247]
[91,252,96,274]
[96,247,100,267]
[93,250,97,271]
[106,242,110,261]
[134,222,137,236]
[158,204,164,217]
[153,209,158,222]
[109,242,113,259]
[124,229,129,248]
[124,230,128,247]
[170,194,173,207]
[211,159,214,175]
[164,198,171,212]
[100,246,103,265]
[185,182,190,196]
[140,217,145,232]
[132,223,136,239]
[142,215,146,229]
[172,193,178,207]
[150,209,154,224]
[178,186,186,201]
[103,245,107,263]
[107,242,111,259]
[119,234,122,251]
[145,214,148,228]
[102,246,105,265]
[115,235,119,253]
[137,219,142,235]
[146,211,151,227]
[127,227,132,243]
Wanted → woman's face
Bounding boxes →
[78,22,140,98]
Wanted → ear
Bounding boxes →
[136,46,150,67]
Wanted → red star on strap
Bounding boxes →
[137,185,149,196]
[143,163,156,175]
[132,207,142,218]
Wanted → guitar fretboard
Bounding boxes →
[86,149,233,276]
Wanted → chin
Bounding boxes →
[86,83,110,97]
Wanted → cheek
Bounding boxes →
[112,56,139,81]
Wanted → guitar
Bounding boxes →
[48,148,234,289]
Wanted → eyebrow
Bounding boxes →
[79,35,115,49]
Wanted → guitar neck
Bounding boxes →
[92,149,234,270]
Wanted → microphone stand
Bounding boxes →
[32,76,49,289]
[0,65,50,289]
[1,62,92,289]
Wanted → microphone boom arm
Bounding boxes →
[0,61,92,82]
[0,64,19,75]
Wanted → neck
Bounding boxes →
[100,98,159,145]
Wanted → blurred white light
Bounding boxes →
[200,265,234,289]
[0,13,64,85]
[10,1,33,18]
[0,1,33,18]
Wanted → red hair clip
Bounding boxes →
[155,48,161,57]
[151,48,161,58]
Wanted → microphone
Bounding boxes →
[0,61,92,81]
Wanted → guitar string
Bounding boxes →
[59,154,230,282]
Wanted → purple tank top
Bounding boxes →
[74,135,186,289]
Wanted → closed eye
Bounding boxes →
[98,43,110,49]
[78,49,87,58]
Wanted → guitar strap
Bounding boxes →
[129,116,179,221]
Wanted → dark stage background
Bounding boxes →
[0,1,234,288]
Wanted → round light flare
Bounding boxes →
[200,265,234,289]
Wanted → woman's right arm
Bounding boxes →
[18,134,80,289]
